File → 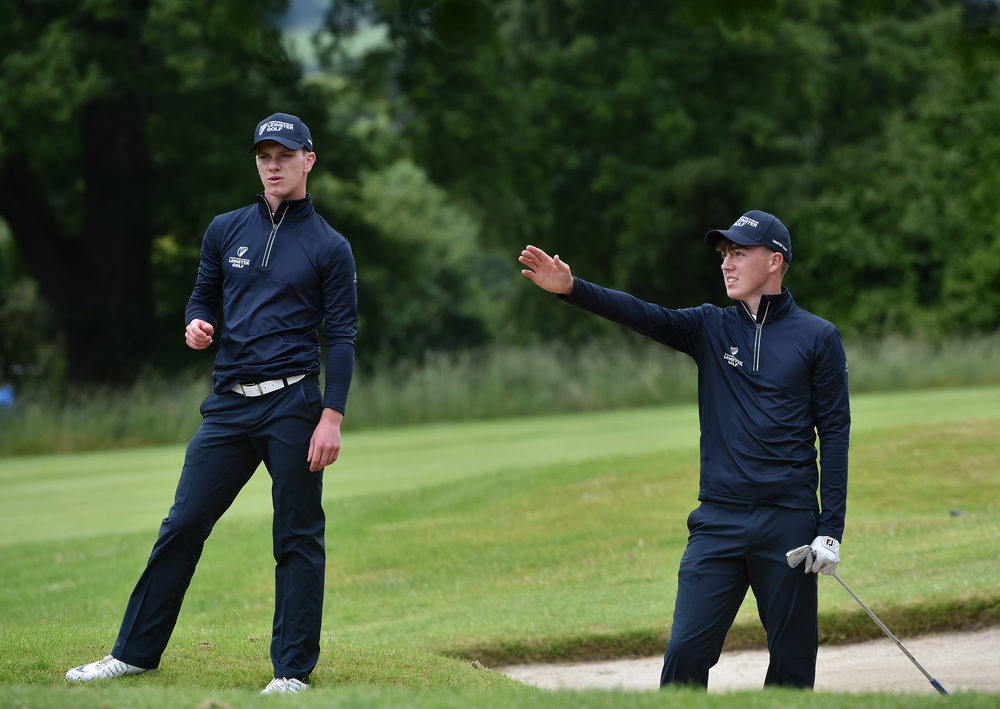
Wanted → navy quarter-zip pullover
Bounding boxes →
[565,279,850,540]
[185,193,357,413]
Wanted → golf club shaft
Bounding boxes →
[832,571,948,695]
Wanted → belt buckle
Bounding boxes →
[245,383,263,397]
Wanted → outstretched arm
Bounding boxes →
[519,245,574,295]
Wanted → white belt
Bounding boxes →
[230,374,306,397]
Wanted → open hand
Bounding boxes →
[519,245,574,295]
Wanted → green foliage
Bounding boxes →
[0,1,509,382]
[782,6,1000,336]
[351,338,698,426]
[333,0,1000,341]
[0,222,64,393]
[313,159,508,358]
[0,0,334,381]
[844,333,1000,390]
[5,0,1000,391]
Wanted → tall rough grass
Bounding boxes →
[1,333,998,456]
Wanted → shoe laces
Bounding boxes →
[263,677,308,693]
[87,655,133,678]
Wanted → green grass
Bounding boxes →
[0,386,998,708]
[4,685,997,709]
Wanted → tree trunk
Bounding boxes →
[0,94,154,383]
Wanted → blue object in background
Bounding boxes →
[0,384,15,409]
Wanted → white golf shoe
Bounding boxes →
[261,677,309,694]
[65,654,150,682]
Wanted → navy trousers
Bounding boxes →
[112,376,326,680]
[660,501,818,689]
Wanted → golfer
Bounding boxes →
[66,112,358,694]
[519,210,850,689]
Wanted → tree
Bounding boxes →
[327,0,1000,339]
[325,1,842,334]
[0,0,328,382]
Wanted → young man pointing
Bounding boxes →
[519,210,850,688]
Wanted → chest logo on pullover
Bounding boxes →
[723,346,743,368]
[228,246,251,269]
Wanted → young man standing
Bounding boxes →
[66,112,358,694]
[519,210,850,689]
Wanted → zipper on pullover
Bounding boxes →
[742,300,770,373]
[261,205,288,269]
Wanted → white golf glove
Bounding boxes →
[806,535,840,575]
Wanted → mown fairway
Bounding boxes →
[1,386,998,708]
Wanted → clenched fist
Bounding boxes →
[185,319,215,350]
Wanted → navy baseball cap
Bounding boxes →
[248,112,314,154]
[705,210,792,262]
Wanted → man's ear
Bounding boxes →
[771,252,784,272]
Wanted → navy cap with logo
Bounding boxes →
[705,209,792,262]
[248,112,314,154]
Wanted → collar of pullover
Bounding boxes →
[736,287,796,324]
[256,193,315,222]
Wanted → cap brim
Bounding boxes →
[247,137,310,155]
[705,228,761,249]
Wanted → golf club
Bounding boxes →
[785,545,948,696]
